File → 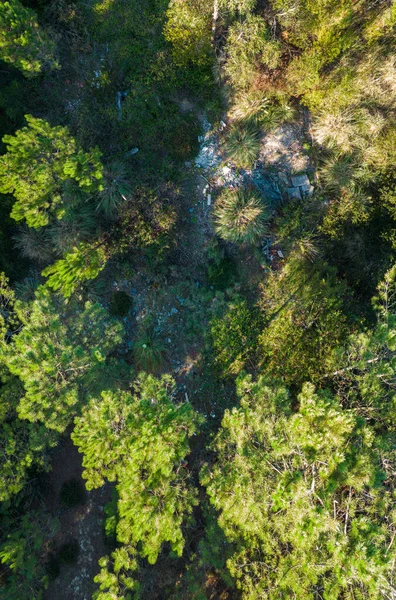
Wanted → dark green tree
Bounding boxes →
[0,0,58,76]
[0,512,58,599]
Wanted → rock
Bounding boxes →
[252,171,282,206]
[180,98,194,113]
[222,166,231,175]
[301,183,315,196]
[287,187,302,200]
[291,173,310,187]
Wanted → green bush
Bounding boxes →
[109,291,133,318]
[60,478,87,508]
[224,121,261,169]
[207,254,236,290]
[213,187,270,245]
[225,15,281,90]
[134,323,166,372]
[46,554,61,580]
[58,540,80,564]
[209,300,262,376]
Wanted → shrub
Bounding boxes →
[58,540,80,564]
[60,478,87,508]
[206,241,236,290]
[209,300,262,376]
[224,121,261,169]
[96,161,132,218]
[46,554,61,580]
[225,15,281,90]
[213,187,270,245]
[319,154,356,192]
[109,291,133,318]
[230,91,271,122]
[134,323,166,372]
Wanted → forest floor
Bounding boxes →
[43,105,312,600]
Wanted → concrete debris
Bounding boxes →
[125,147,139,157]
[287,187,302,200]
[195,142,222,169]
[301,183,315,196]
[291,173,310,187]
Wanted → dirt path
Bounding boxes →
[43,437,112,600]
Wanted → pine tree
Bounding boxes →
[0,512,58,599]
[225,14,281,90]
[72,373,203,566]
[0,368,58,501]
[0,0,59,77]
[202,372,396,599]
[1,286,124,432]
[0,115,104,228]
[42,243,107,298]
[329,262,396,430]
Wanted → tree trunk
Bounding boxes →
[211,0,219,46]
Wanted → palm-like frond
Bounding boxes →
[214,187,270,245]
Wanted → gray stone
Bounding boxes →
[287,187,302,200]
[277,172,290,187]
[252,171,282,206]
[291,174,310,187]
[301,183,315,197]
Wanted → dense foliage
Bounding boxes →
[0,0,395,598]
